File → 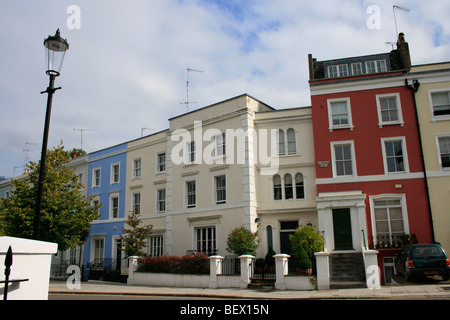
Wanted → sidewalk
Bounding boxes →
[49,279,450,300]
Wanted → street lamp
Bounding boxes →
[33,29,69,239]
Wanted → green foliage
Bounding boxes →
[289,225,325,268]
[138,253,209,274]
[226,226,259,256]
[120,212,153,258]
[0,144,100,251]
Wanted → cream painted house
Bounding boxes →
[124,94,317,258]
[409,62,450,253]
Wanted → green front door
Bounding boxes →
[332,208,353,250]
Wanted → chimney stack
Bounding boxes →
[397,32,411,70]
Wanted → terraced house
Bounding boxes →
[308,33,434,285]
[123,94,317,259]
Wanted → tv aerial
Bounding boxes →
[393,4,410,36]
[181,68,203,112]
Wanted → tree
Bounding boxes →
[120,212,153,258]
[0,144,100,251]
[289,225,325,268]
[226,227,259,256]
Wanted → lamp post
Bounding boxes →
[33,29,69,239]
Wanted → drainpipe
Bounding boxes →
[405,79,435,242]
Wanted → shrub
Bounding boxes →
[137,253,209,274]
[226,227,259,256]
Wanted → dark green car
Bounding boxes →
[395,244,450,281]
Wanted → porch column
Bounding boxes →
[209,255,223,289]
[274,254,289,290]
[315,251,330,290]
[127,256,139,285]
[239,255,254,288]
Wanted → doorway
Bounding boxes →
[332,208,353,250]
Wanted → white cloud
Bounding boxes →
[0,0,449,176]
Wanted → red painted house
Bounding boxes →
[308,34,433,285]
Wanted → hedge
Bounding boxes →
[137,253,209,274]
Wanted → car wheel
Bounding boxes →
[443,275,449,281]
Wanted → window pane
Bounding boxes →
[295,173,304,199]
[439,137,450,168]
[287,129,296,154]
[273,174,282,200]
[278,129,285,155]
[284,174,293,200]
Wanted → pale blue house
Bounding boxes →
[83,142,127,279]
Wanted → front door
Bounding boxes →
[332,208,353,250]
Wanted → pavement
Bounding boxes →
[49,276,450,300]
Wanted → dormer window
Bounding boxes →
[328,64,348,78]
[365,60,387,73]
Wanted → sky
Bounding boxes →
[1,0,449,177]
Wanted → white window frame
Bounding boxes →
[214,174,227,205]
[186,141,196,164]
[90,237,105,263]
[381,137,409,174]
[365,60,387,74]
[157,153,166,173]
[351,62,363,75]
[376,93,404,127]
[185,179,197,208]
[133,158,142,179]
[369,194,410,246]
[278,128,298,155]
[295,172,305,200]
[273,174,282,201]
[194,226,217,255]
[91,196,101,219]
[428,89,450,122]
[92,168,101,188]
[212,133,226,158]
[157,188,166,213]
[132,191,141,214]
[109,193,120,219]
[436,134,450,171]
[147,234,164,257]
[330,141,357,178]
[272,172,306,201]
[328,64,348,78]
[110,162,120,185]
[327,98,354,132]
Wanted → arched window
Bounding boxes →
[295,173,305,199]
[267,225,273,250]
[287,128,297,155]
[273,174,282,200]
[284,174,293,200]
[278,129,285,156]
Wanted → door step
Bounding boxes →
[330,281,367,289]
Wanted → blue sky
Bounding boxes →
[0,0,449,177]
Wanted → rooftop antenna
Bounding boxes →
[393,5,410,36]
[181,68,203,112]
[73,128,89,150]
[23,141,37,169]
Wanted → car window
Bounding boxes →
[412,246,444,259]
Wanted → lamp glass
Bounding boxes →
[44,29,69,76]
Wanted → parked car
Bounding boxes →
[395,243,450,281]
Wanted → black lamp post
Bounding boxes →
[33,29,69,239]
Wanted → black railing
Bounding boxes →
[251,258,276,281]
[221,256,240,275]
